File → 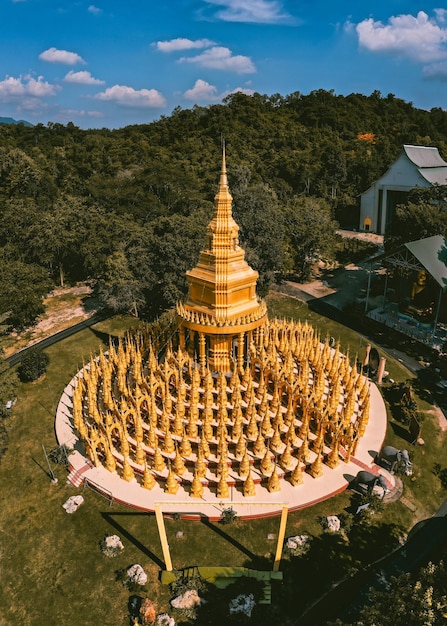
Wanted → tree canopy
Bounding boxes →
[1,90,446,327]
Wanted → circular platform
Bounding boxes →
[55,373,392,521]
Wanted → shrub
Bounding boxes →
[219,506,238,525]
[17,348,49,382]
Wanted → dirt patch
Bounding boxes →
[5,284,100,356]
[426,406,447,432]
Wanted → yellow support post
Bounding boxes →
[273,505,288,572]
[155,503,173,571]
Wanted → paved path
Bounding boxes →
[5,312,109,366]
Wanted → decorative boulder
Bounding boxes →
[326,516,341,532]
[139,598,157,625]
[285,534,311,557]
[155,615,175,626]
[126,564,148,586]
[171,589,201,610]
[62,495,84,514]
[101,534,124,557]
[228,593,256,618]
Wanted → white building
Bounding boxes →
[359,145,447,234]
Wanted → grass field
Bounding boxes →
[0,297,446,625]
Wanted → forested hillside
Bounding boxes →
[1,89,447,329]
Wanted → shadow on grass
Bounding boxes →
[88,325,117,348]
[101,511,165,568]
[389,420,413,443]
[200,517,258,564]
[32,455,53,480]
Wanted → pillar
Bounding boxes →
[377,357,387,384]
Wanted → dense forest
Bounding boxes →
[1,89,447,331]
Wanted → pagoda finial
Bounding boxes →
[219,136,228,191]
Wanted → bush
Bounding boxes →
[219,506,238,525]
[17,348,49,382]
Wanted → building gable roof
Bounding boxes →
[403,145,447,168]
[402,145,447,187]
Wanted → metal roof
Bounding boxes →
[405,235,447,290]
[418,167,447,185]
[404,145,447,168]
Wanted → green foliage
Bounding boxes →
[219,506,238,525]
[0,366,18,420]
[353,560,447,625]
[433,463,447,490]
[385,192,447,251]
[1,90,447,320]
[0,248,51,329]
[285,196,339,281]
[17,348,49,382]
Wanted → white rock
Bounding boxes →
[126,564,147,586]
[326,515,341,532]
[105,535,123,550]
[155,614,175,626]
[62,495,84,514]
[171,589,201,609]
[228,593,256,617]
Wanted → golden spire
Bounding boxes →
[177,144,267,373]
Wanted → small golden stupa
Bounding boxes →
[72,147,370,501]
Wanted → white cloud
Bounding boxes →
[94,84,166,107]
[60,108,104,118]
[64,70,105,85]
[179,46,256,73]
[183,79,255,102]
[0,74,59,112]
[355,11,447,63]
[203,0,291,24]
[423,60,447,80]
[228,86,255,96]
[184,79,218,100]
[0,75,59,101]
[88,5,102,14]
[155,38,215,52]
[435,9,447,25]
[39,47,86,65]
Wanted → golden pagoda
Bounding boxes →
[176,144,267,374]
[72,147,370,503]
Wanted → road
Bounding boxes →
[5,312,109,367]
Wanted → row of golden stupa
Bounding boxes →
[72,147,370,498]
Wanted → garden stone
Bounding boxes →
[127,564,148,586]
[171,589,201,609]
[326,515,341,532]
[62,495,84,514]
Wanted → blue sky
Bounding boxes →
[2,1,447,129]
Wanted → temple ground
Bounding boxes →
[2,301,447,624]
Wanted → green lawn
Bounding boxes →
[0,300,446,625]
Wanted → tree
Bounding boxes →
[144,210,210,315]
[350,560,447,625]
[385,192,447,251]
[0,248,52,330]
[284,196,339,281]
[18,348,49,382]
[232,178,287,295]
[97,246,146,317]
